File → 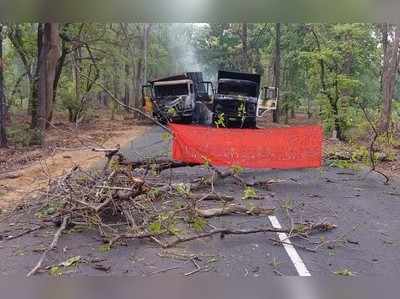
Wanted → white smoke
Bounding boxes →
[167,23,202,74]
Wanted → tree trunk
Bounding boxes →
[310,26,344,140]
[37,23,60,140]
[49,27,69,124]
[30,23,43,129]
[380,25,400,133]
[0,24,7,147]
[332,98,342,140]
[7,24,35,118]
[380,24,388,92]
[272,23,281,123]
[124,63,130,111]
[240,23,248,72]
[134,57,143,119]
[143,23,151,84]
[307,97,312,119]
[290,107,295,119]
[132,25,148,120]
[266,58,274,87]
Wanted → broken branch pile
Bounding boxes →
[29,148,336,275]
[48,153,278,242]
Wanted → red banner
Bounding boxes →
[171,124,323,169]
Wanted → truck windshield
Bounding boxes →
[154,84,188,98]
[218,80,258,97]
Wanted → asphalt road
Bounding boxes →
[1,126,400,278]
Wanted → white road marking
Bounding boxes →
[268,215,311,276]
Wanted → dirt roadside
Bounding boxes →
[0,124,150,212]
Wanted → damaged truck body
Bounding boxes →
[142,72,212,124]
[143,70,277,128]
[213,71,260,129]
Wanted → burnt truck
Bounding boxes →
[212,71,261,129]
[142,72,213,124]
[143,70,275,128]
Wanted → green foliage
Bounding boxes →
[214,113,226,128]
[351,145,369,163]
[328,159,358,170]
[167,107,177,117]
[60,256,81,267]
[242,186,257,200]
[147,188,162,200]
[148,212,180,236]
[2,22,392,146]
[48,256,81,276]
[334,268,356,277]
[175,183,191,196]
[148,219,163,235]
[161,131,172,142]
[281,198,294,211]
[191,216,208,232]
[202,158,211,168]
[36,201,64,218]
[60,82,83,123]
[328,143,370,169]
[7,123,42,147]
[49,266,63,276]
[231,165,243,175]
[98,244,111,253]
[238,100,246,120]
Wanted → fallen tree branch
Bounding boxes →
[27,215,70,277]
[110,222,336,249]
[184,257,202,276]
[118,155,287,194]
[93,145,120,174]
[5,224,47,241]
[118,157,198,172]
[164,223,336,248]
[191,193,234,202]
[37,146,336,256]
[209,165,250,186]
[196,204,274,218]
[92,147,120,153]
[119,157,256,188]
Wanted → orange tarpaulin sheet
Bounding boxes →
[171,124,323,169]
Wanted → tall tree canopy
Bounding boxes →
[1,23,399,145]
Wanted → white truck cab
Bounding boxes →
[257,87,279,117]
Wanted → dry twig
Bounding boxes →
[27,215,70,277]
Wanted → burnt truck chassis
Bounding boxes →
[212,71,260,129]
[143,72,211,124]
[143,70,262,129]
[152,80,194,124]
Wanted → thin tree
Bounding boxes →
[7,24,38,126]
[0,24,7,147]
[240,23,249,72]
[37,23,60,141]
[380,24,400,133]
[143,23,151,84]
[49,23,71,124]
[30,24,44,129]
[272,23,281,123]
